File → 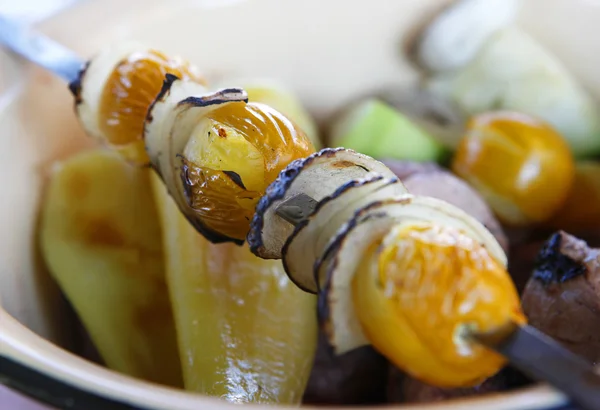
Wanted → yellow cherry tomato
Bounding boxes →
[99,50,206,164]
[352,222,526,387]
[451,111,575,225]
[181,101,315,241]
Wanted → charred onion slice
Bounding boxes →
[74,42,205,164]
[318,211,397,353]
[145,77,314,243]
[145,78,244,242]
[318,195,507,355]
[248,148,396,259]
[282,174,407,293]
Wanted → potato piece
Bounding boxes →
[39,149,182,387]
[150,176,318,404]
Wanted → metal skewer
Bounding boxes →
[1,14,599,410]
[0,15,84,83]
[276,193,600,410]
[476,324,600,410]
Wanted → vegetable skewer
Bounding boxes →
[1,16,318,404]
[2,15,600,410]
[276,189,600,408]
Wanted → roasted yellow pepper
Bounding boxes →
[40,149,182,387]
[150,177,318,403]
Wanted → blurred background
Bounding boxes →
[0,4,69,410]
[0,0,80,23]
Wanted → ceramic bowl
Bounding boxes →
[1,0,598,408]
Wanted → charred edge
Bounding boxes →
[284,261,319,293]
[317,279,332,331]
[278,175,378,294]
[179,162,244,245]
[68,60,91,104]
[317,255,337,336]
[220,87,250,96]
[144,73,180,131]
[316,175,386,215]
[183,210,244,246]
[313,187,404,283]
[223,171,246,190]
[281,175,387,293]
[356,196,413,218]
[247,157,305,255]
[317,212,392,353]
[319,212,384,292]
[316,214,367,325]
[317,244,358,355]
[247,147,347,255]
[313,253,334,297]
[177,88,248,108]
[312,180,400,289]
[533,232,587,285]
[317,261,339,358]
[180,159,194,203]
[281,217,316,293]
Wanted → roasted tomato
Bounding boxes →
[451,111,575,226]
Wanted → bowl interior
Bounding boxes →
[0,0,599,408]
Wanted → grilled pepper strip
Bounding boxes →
[150,176,317,404]
[40,149,183,387]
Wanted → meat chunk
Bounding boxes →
[302,331,388,405]
[507,236,547,294]
[522,231,600,363]
[387,366,529,403]
[382,160,508,254]
[505,227,600,294]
